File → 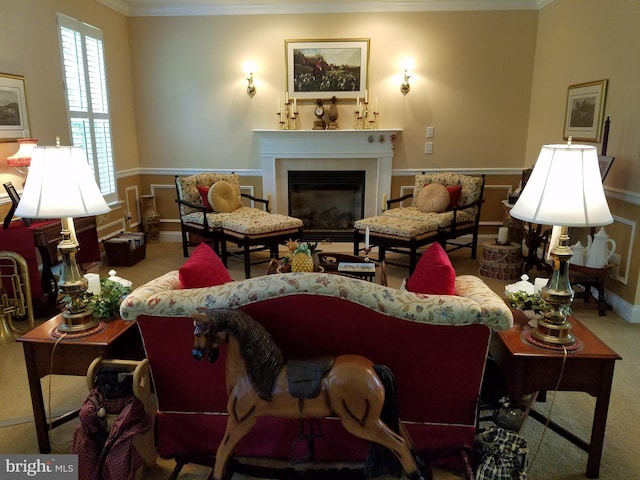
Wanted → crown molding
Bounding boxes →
[98,0,550,17]
[97,0,131,16]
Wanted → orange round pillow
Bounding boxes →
[208,180,240,213]
[415,183,450,213]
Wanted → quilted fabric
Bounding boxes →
[121,271,513,331]
[176,173,241,216]
[354,207,473,238]
[412,173,483,212]
[406,243,457,295]
[221,210,303,235]
[354,214,438,238]
[208,180,241,213]
[355,174,481,238]
[415,184,450,213]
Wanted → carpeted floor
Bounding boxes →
[1,241,638,480]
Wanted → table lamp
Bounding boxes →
[510,142,613,347]
[15,138,111,333]
[6,138,38,177]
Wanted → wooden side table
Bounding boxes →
[479,242,523,281]
[569,263,615,316]
[17,315,144,453]
[489,309,621,478]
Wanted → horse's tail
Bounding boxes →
[365,364,402,478]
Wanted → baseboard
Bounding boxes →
[602,289,639,323]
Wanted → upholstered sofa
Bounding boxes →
[120,269,512,478]
[175,172,303,278]
[354,173,485,274]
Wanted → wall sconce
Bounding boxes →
[246,72,256,97]
[400,58,414,96]
[400,70,411,95]
[244,61,256,98]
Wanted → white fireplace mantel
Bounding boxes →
[254,129,401,217]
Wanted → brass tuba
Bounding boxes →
[0,251,35,343]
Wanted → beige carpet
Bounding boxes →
[1,241,638,480]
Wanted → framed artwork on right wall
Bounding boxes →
[563,79,608,142]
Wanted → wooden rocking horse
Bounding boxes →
[192,307,431,480]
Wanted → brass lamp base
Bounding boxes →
[530,226,577,349]
[531,317,575,345]
[55,217,100,334]
[58,307,99,333]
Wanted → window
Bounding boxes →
[57,13,117,204]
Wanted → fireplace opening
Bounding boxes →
[288,170,365,242]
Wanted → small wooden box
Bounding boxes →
[104,233,146,266]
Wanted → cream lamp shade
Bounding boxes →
[15,144,110,219]
[510,144,612,228]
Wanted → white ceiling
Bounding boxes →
[98,0,553,17]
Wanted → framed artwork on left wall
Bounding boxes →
[0,73,30,142]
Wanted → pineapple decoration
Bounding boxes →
[291,243,314,272]
[307,241,320,271]
[283,239,320,272]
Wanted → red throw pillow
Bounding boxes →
[196,186,213,213]
[446,185,463,209]
[406,243,456,295]
[179,243,232,288]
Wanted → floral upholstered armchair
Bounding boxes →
[175,172,303,278]
[354,173,485,274]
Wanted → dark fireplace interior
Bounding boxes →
[288,170,365,241]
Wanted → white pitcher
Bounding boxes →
[585,228,616,269]
[569,241,585,266]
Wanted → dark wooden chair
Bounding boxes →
[354,173,485,274]
[175,173,303,278]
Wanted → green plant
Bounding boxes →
[507,290,548,314]
[82,278,132,319]
[507,290,571,317]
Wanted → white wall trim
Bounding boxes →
[100,0,543,17]
[605,185,640,206]
[604,289,640,324]
[115,167,640,207]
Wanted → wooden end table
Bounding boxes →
[569,263,615,316]
[489,309,621,478]
[17,315,144,453]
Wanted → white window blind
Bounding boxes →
[57,13,116,204]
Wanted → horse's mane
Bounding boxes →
[206,308,284,401]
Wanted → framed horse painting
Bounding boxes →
[285,38,370,100]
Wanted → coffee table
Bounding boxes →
[489,309,621,478]
[266,252,387,286]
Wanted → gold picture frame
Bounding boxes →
[563,79,608,142]
[285,38,370,100]
[0,73,30,142]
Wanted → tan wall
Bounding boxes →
[527,0,640,311]
[0,0,139,239]
[127,11,537,171]
[1,0,639,315]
